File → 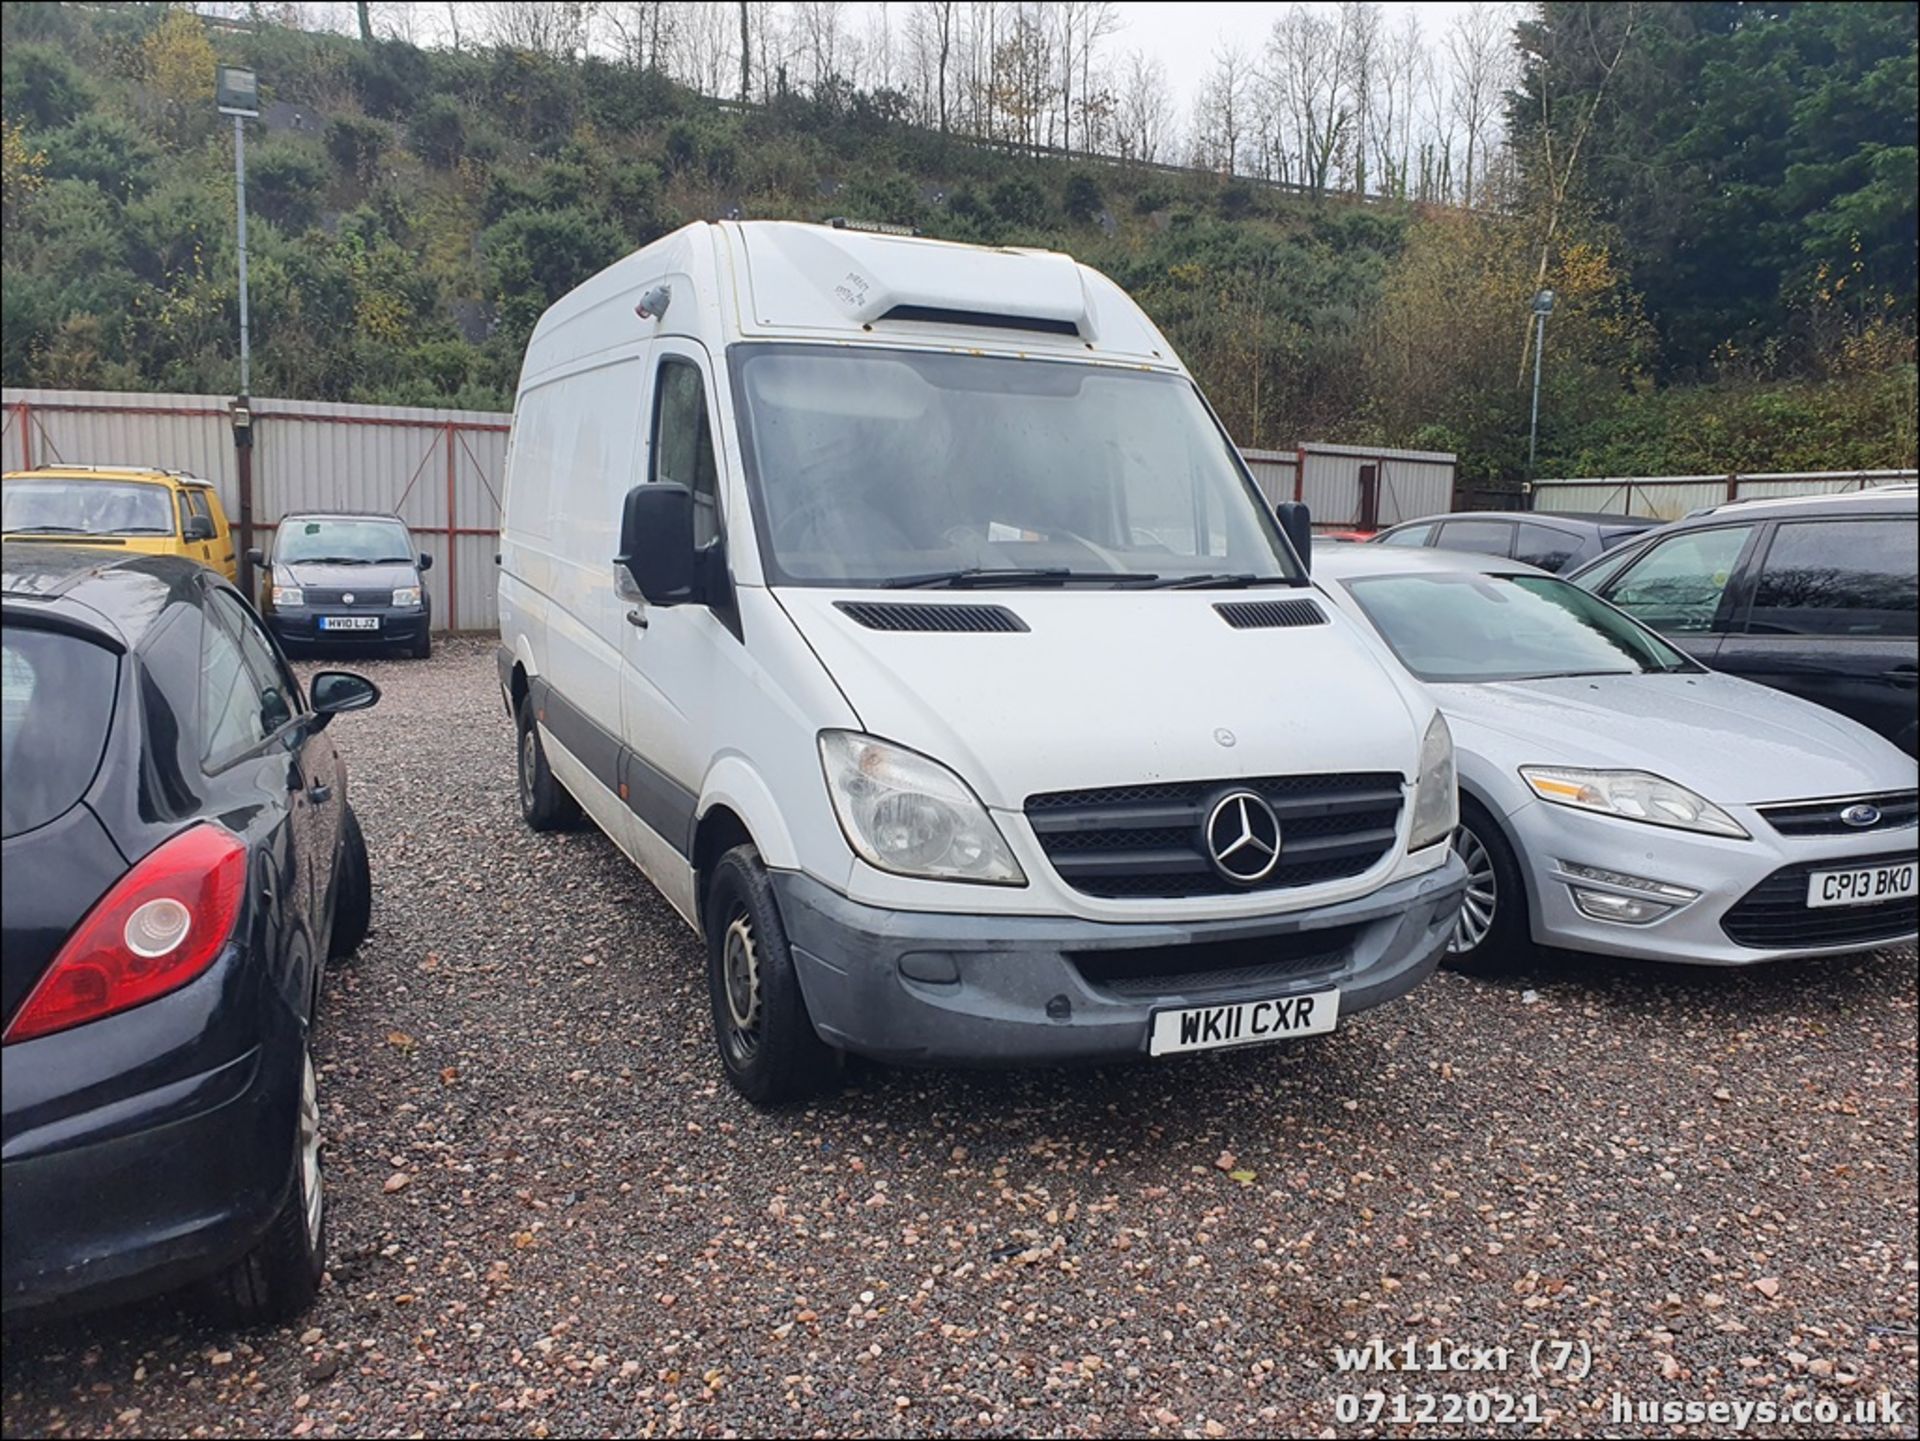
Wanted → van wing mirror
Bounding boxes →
[616,484,695,604]
[417,551,434,571]
[1275,501,1312,574]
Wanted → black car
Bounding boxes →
[1568,487,1919,755]
[252,511,434,659]
[2,547,378,1322]
[1371,510,1663,573]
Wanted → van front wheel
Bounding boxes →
[704,846,837,1106]
[515,695,581,831]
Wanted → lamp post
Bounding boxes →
[217,65,259,595]
[1527,287,1556,476]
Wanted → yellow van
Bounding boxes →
[1,466,239,582]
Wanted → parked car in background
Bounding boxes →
[252,511,434,659]
[1314,545,1918,971]
[1371,510,1662,573]
[2,466,238,582]
[498,219,1467,1105]
[1566,488,1919,756]
[2,547,379,1323]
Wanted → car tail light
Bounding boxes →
[3,825,248,1045]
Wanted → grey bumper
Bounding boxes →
[772,855,1467,1067]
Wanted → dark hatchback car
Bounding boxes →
[253,511,434,659]
[2,547,378,1323]
[1371,510,1662,573]
[1568,488,1919,756]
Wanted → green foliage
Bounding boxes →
[248,146,328,231]
[1062,172,1103,224]
[408,95,466,170]
[989,173,1051,228]
[326,116,390,183]
[41,114,159,198]
[482,205,626,346]
[1513,1,1918,374]
[2,45,93,130]
[845,172,921,228]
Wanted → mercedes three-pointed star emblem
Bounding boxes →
[1204,790,1283,884]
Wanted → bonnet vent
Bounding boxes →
[835,601,1029,634]
[1214,599,1328,630]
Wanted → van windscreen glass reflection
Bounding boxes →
[730,346,1301,588]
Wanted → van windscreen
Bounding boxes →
[731,346,1301,588]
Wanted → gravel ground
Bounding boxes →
[3,636,1915,1439]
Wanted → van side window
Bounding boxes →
[653,359,720,548]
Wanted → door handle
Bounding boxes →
[626,608,648,629]
[308,782,333,804]
[1885,668,1918,687]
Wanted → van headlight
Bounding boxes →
[818,731,1025,885]
[271,585,303,607]
[1521,767,1749,838]
[392,585,422,607]
[1407,712,1458,851]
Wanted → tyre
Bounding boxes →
[1441,799,1531,975]
[704,844,838,1106]
[328,804,371,962]
[515,694,581,831]
[411,626,432,660]
[207,1042,325,1325]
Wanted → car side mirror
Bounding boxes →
[418,552,434,571]
[246,547,265,565]
[308,670,380,728]
[1276,501,1312,573]
[184,515,216,542]
[616,483,695,605]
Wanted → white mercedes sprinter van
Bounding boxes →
[497,219,1466,1103]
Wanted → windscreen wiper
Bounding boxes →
[885,567,1160,589]
[5,524,90,534]
[1140,572,1304,589]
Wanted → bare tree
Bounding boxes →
[1342,1,1381,195]
[1267,6,1353,195]
[487,1,597,59]
[1193,42,1251,175]
[1368,11,1424,197]
[1445,2,1511,207]
[1116,48,1172,163]
[604,2,680,70]
[793,0,848,87]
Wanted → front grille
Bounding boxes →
[1757,791,1918,837]
[304,587,393,607]
[1721,851,1919,949]
[1068,927,1356,998]
[1025,772,1404,899]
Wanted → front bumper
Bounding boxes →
[1508,799,1919,965]
[1,955,299,1320]
[771,855,1467,1067]
[265,605,429,647]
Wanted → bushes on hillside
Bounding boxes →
[408,96,465,170]
[326,116,390,184]
[2,45,93,131]
[248,146,328,231]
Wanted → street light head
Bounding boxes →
[217,66,259,117]
[1532,288,1557,316]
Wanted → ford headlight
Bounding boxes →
[1521,767,1748,839]
[1407,712,1458,851]
[392,585,422,607]
[819,731,1025,885]
[271,585,303,607]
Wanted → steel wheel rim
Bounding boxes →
[1449,825,1497,955]
[299,1048,323,1249]
[518,726,537,807]
[721,909,762,1065]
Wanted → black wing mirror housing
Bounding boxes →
[246,547,266,565]
[308,670,381,729]
[418,552,434,571]
[616,483,696,605]
[1275,501,1312,574]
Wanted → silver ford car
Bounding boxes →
[1312,545,1918,969]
